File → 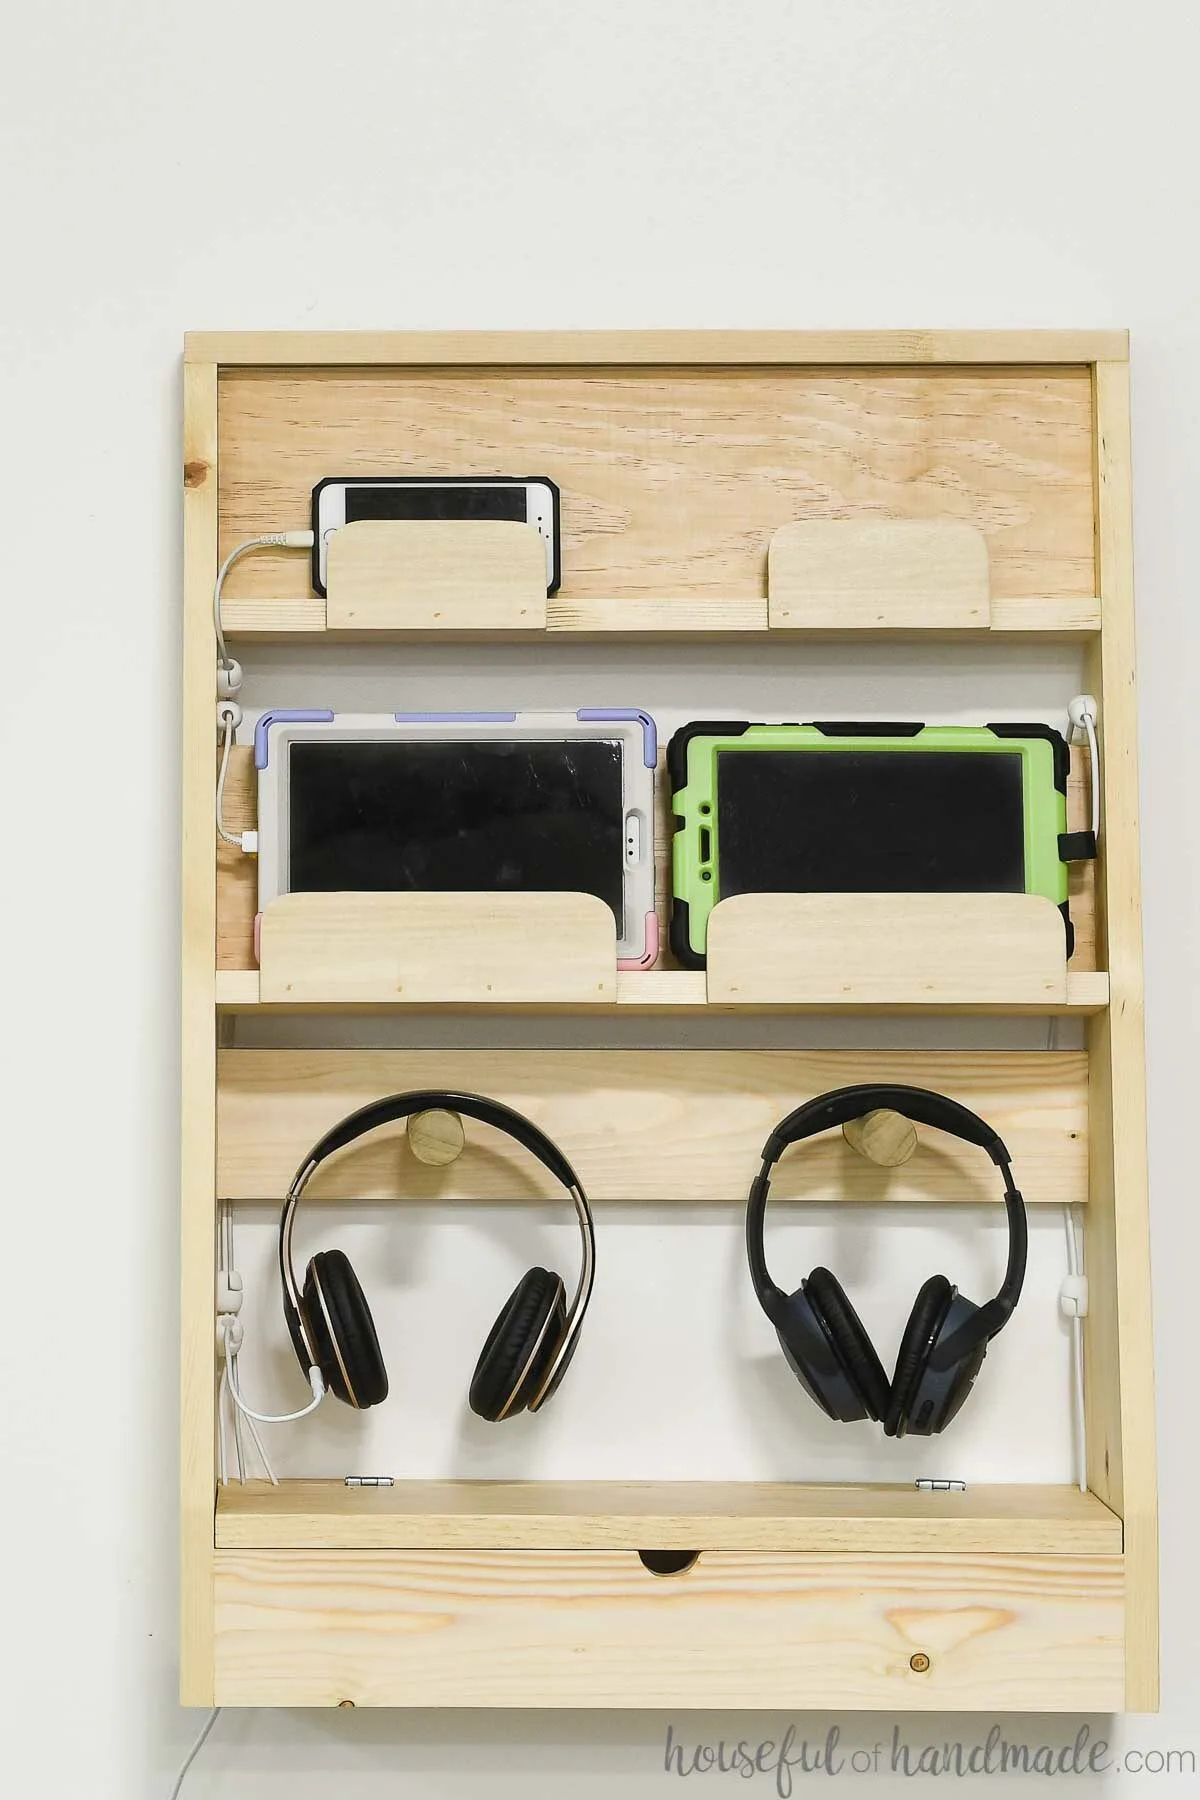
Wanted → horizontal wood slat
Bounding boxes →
[213,1546,1125,1709]
[216,1047,1088,1206]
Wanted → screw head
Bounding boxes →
[909,1652,931,1674]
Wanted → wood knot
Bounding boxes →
[183,460,210,488]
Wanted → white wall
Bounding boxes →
[3,1,1198,1794]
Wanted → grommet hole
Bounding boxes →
[638,1549,701,1576]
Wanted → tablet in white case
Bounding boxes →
[254,710,658,968]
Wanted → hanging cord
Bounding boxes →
[1063,1205,1088,1494]
[213,531,313,675]
[216,1202,281,1483]
[167,1707,221,1800]
[1047,1015,1088,1493]
[215,712,242,849]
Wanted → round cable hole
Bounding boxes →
[638,1549,701,1576]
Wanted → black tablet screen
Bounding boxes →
[715,749,1025,895]
[288,739,625,929]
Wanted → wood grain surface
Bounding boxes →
[707,893,1069,1007]
[216,1047,1088,1206]
[768,519,990,628]
[217,367,1097,608]
[213,1546,1124,1709]
[326,518,547,631]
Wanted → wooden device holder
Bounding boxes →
[184,330,1153,1712]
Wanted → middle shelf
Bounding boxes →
[216,965,1109,1015]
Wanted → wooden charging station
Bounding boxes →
[183,330,1154,1710]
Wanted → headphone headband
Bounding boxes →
[293,1089,582,1192]
[747,1083,1027,1364]
[760,1083,1009,1166]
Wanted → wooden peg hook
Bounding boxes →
[842,1108,918,1168]
[407,1108,466,1167]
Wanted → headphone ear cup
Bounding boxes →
[469,1266,565,1422]
[884,1273,954,1438]
[303,1249,389,1409]
[805,1266,891,1422]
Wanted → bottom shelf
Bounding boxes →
[216,1478,1120,1553]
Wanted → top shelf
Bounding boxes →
[222,590,1101,643]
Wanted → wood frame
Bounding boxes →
[181,330,1155,1712]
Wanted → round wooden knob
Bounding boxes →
[843,1108,918,1167]
[407,1108,465,1166]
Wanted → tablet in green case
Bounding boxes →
[668,721,1073,969]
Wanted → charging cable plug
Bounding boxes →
[216,1268,244,1316]
[1060,1273,1089,1319]
[1066,693,1101,848]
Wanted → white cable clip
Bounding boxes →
[217,1314,244,1356]
[1060,1273,1090,1319]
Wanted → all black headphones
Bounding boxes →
[746,1084,1027,1437]
[279,1090,596,1422]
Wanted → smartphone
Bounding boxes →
[311,476,560,596]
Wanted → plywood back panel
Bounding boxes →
[216,1048,1088,1206]
[217,367,1096,607]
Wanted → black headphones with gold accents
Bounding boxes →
[278,1090,595,1422]
[746,1084,1027,1438]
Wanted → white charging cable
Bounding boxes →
[214,704,258,854]
[213,530,314,685]
[1061,1206,1089,1493]
[224,1338,326,1423]
[166,1707,221,1800]
[1068,693,1101,847]
[216,1204,281,1484]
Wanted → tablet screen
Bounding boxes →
[288,739,625,929]
[715,749,1025,894]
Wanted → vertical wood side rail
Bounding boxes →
[181,363,219,1703]
[1086,357,1159,1708]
